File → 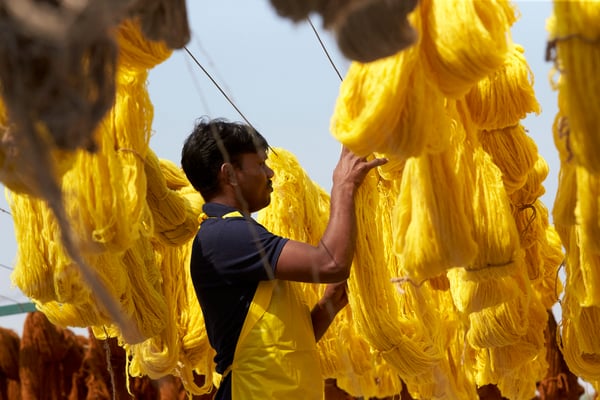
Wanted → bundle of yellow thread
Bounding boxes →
[478,124,539,195]
[551,88,600,307]
[330,6,453,167]
[144,149,201,246]
[330,43,420,159]
[547,1,600,173]
[419,0,516,98]
[561,291,600,384]
[531,226,564,310]
[465,44,540,130]
[562,226,600,308]
[509,155,549,207]
[448,267,527,315]
[8,19,175,345]
[393,149,477,283]
[467,145,521,274]
[470,283,548,399]
[352,172,446,391]
[177,240,218,395]
[575,165,600,254]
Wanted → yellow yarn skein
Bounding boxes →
[144,149,201,246]
[561,291,600,382]
[548,0,600,173]
[352,172,445,382]
[509,155,549,207]
[478,124,539,195]
[419,0,516,98]
[465,44,540,130]
[394,149,477,283]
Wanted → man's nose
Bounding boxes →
[266,165,275,177]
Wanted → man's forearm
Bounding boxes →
[318,182,358,273]
[311,301,338,342]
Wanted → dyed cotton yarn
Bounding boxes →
[548,1,600,173]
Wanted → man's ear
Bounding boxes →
[220,163,238,186]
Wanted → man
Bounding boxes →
[181,117,386,399]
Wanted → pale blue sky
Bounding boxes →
[0,1,558,335]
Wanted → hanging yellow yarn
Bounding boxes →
[177,239,218,395]
[509,155,549,208]
[561,290,600,382]
[54,19,171,254]
[467,145,521,274]
[125,246,180,381]
[419,0,516,98]
[512,199,545,255]
[116,19,173,70]
[398,281,480,400]
[562,225,600,308]
[575,165,600,255]
[470,282,547,400]
[465,44,540,130]
[551,87,600,306]
[517,200,558,283]
[144,149,201,246]
[393,149,477,283]
[330,5,452,166]
[449,100,521,276]
[465,269,530,349]
[548,0,600,173]
[552,131,577,230]
[448,266,528,315]
[488,298,548,400]
[330,43,419,159]
[257,147,329,245]
[530,225,564,310]
[351,171,445,387]
[424,287,479,400]
[8,19,175,346]
[478,124,539,195]
[36,233,167,343]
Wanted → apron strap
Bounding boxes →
[205,209,271,378]
[222,280,275,377]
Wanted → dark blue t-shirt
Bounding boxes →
[190,203,288,397]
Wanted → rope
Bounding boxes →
[182,46,254,128]
[307,17,344,82]
[0,262,13,271]
[102,325,118,400]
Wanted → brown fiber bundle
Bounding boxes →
[0,1,119,156]
[69,331,159,400]
[127,0,190,49]
[269,0,419,62]
[20,312,85,400]
[0,327,20,399]
[0,327,19,382]
[0,1,140,343]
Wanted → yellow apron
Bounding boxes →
[202,210,323,399]
[229,279,323,399]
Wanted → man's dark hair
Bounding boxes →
[181,117,269,200]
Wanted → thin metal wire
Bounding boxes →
[307,17,343,82]
[0,293,24,304]
[0,263,13,271]
[183,46,254,128]
[0,207,11,216]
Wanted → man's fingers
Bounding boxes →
[365,157,388,169]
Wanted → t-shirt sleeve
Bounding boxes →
[205,218,288,282]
